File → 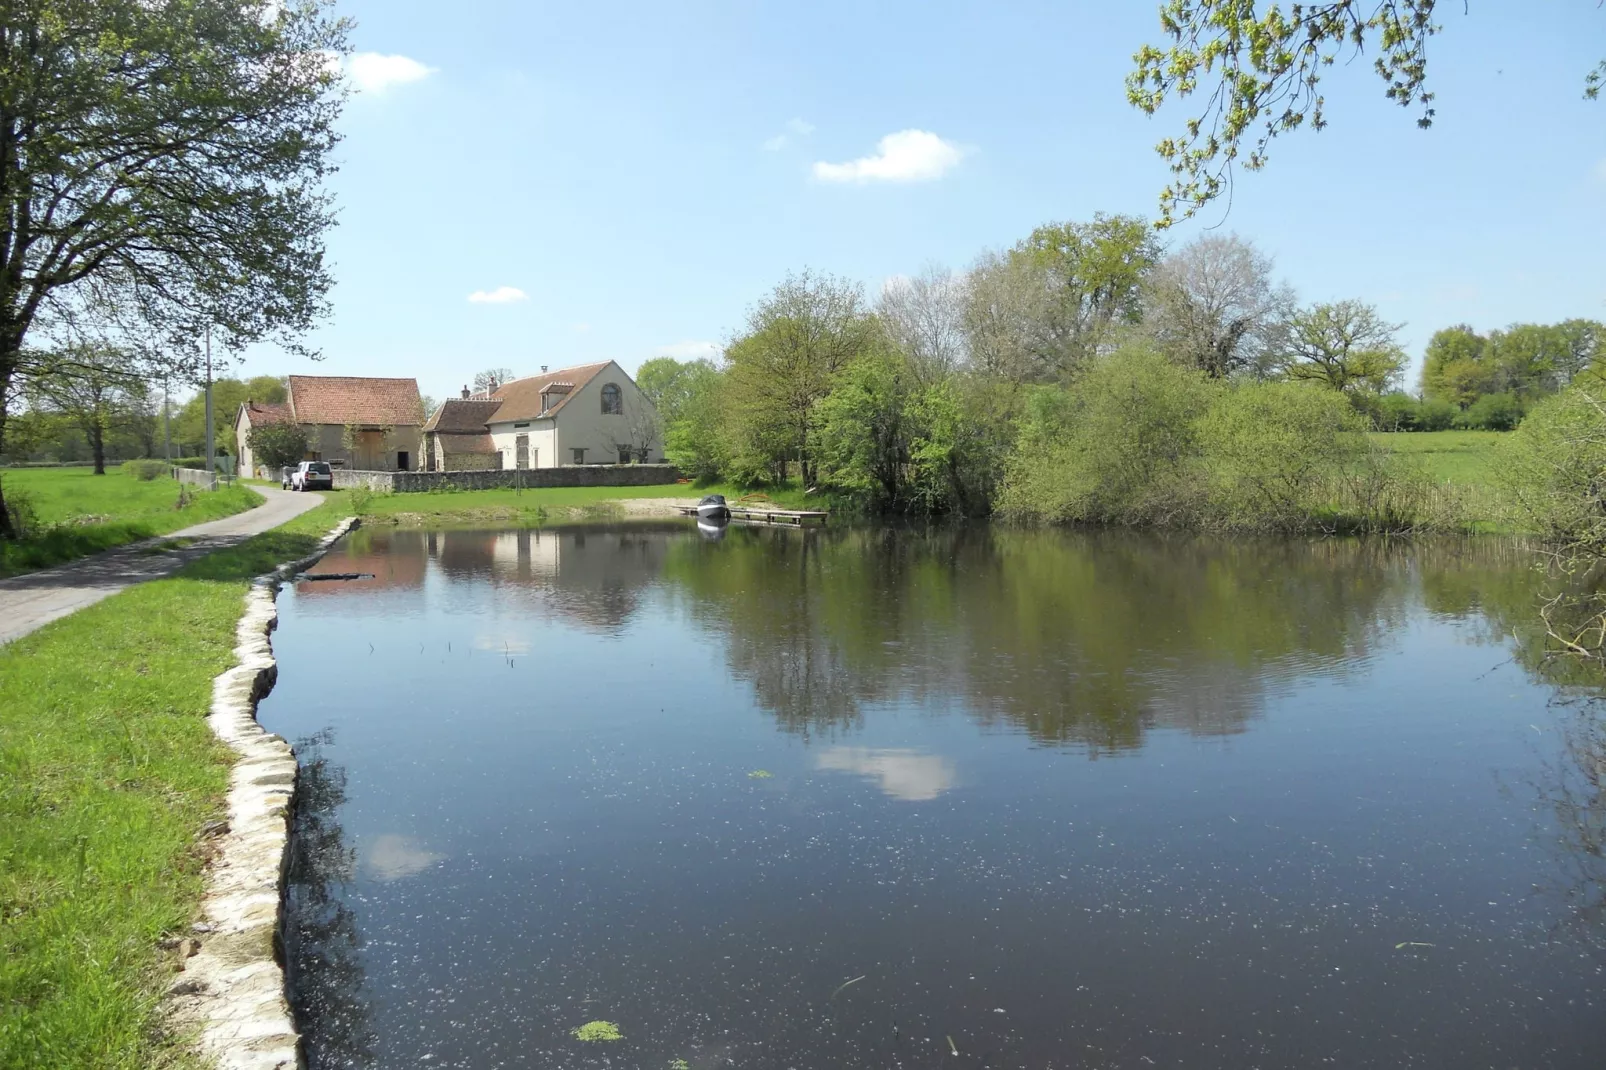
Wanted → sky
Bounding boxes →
[228,0,1606,404]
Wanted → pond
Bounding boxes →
[259,523,1606,1069]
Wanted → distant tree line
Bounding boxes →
[637,217,1603,522]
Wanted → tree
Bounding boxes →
[474,368,513,394]
[661,361,728,480]
[1143,233,1294,378]
[25,345,147,474]
[1127,2,1604,224]
[0,1,346,537]
[966,216,1161,383]
[1274,301,1405,396]
[1486,324,1565,401]
[878,265,968,383]
[247,419,311,471]
[172,376,283,454]
[724,270,877,486]
[1553,319,1605,388]
[1421,325,1491,407]
[637,357,717,428]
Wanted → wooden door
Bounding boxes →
[515,434,529,469]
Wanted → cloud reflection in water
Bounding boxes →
[815,747,957,801]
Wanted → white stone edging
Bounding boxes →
[166,516,359,1070]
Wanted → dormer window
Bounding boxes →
[539,382,573,414]
[600,383,622,415]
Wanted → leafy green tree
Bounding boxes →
[1455,391,1525,431]
[173,376,283,454]
[723,270,877,486]
[656,360,729,481]
[246,419,311,471]
[24,346,147,474]
[1127,1,1604,224]
[814,348,916,507]
[1486,324,1566,400]
[1274,301,1405,397]
[0,1,346,537]
[1420,325,1492,407]
[965,215,1160,383]
[637,357,719,428]
[1553,319,1605,388]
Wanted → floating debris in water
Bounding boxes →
[572,1021,623,1042]
[747,769,773,779]
[830,975,866,999]
[947,1034,960,1056]
[1395,941,1436,949]
[669,1061,690,1070]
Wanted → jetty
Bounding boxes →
[677,504,830,527]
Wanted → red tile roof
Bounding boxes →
[437,432,497,455]
[423,398,504,434]
[287,375,423,426]
[238,401,292,427]
[487,362,613,423]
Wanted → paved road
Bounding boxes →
[0,486,328,647]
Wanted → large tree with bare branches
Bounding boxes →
[0,0,347,536]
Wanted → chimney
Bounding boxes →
[460,384,470,399]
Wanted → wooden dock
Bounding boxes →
[677,505,829,526]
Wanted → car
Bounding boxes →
[290,461,333,491]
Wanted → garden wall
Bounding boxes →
[332,464,683,493]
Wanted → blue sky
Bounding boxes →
[232,0,1606,402]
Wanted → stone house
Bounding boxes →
[421,361,662,471]
[234,375,424,478]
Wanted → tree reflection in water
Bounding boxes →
[283,730,375,1068]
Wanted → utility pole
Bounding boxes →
[203,328,214,486]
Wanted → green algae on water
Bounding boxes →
[572,1021,623,1042]
[747,769,773,779]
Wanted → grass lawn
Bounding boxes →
[0,496,347,1069]
[1368,430,1505,486]
[0,467,262,578]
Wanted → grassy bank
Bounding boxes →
[0,497,347,1068]
[345,481,831,525]
[0,467,263,578]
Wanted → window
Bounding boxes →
[618,448,631,465]
[600,383,622,415]
[571,448,586,465]
[396,450,409,471]
[514,421,530,429]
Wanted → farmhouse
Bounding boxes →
[234,375,424,477]
[422,361,662,471]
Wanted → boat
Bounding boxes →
[696,494,730,519]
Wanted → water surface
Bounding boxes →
[260,524,1606,1069]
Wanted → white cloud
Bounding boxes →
[815,747,956,801]
[761,118,815,152]
[467,286,528,305]
[346,52,436,93]
[652,340,720,360]
[813,129,967,184]
[363,834,443,881]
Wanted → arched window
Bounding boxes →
[600,383,622,415]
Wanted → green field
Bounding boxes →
[0,467,262,577]
[0,497,347,1069]
[1368,430,1504,487]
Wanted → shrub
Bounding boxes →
[1375,391,1421,431]
[1198,381,1370,531]
[1456,391,1525,431]
[1416,398,1458,431]
[1000,347,1210,525]
[120,459,168,481]
[4,487,38,538]
[1496,383,1606,551]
